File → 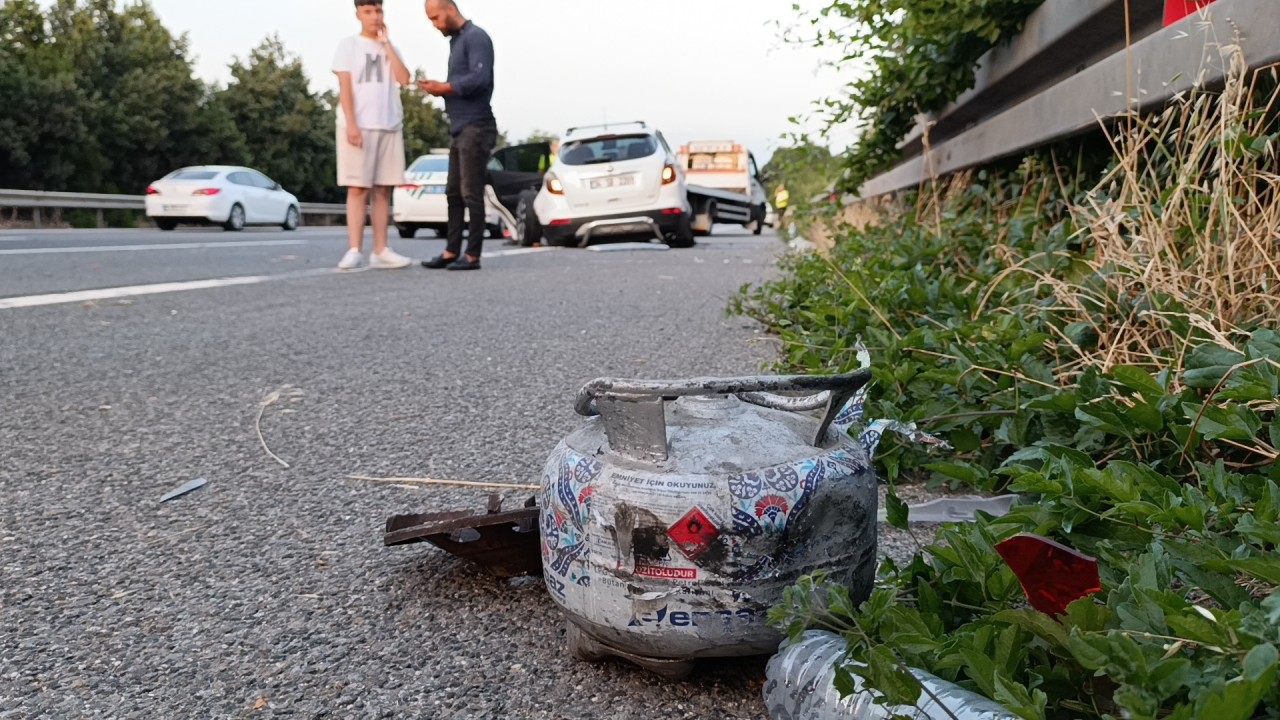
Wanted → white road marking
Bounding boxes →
[0,240,309,255]
[483,247,555,258]
[587,242,668,253]
[0,268,351,310]
[0,247,553,311]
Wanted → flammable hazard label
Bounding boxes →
[668,507,720,561]
[635,564,698,581]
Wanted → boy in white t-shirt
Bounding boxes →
[332,0,412,270]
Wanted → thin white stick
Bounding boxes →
[256,391,290,469]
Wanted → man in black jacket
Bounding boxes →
[418,0,497,272]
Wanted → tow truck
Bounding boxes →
[676,140,770,236]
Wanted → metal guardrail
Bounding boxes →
[894,0,1164,160]
[859,0,1276,199]
[0,189,346,229]
[299,202,347,215]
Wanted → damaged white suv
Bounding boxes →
[519,122,695,248]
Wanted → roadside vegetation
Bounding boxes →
[738,4,1280,712]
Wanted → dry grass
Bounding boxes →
[1015,51,1280,382]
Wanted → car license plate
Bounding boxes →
[588,175,635,190]
[410,186,445,198]
[163,205,187,212]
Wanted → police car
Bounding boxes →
[393,150,502,239]
[509,122,695,248]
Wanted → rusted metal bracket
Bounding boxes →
[384,494,542,578]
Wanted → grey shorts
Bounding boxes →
[336,127,406,188]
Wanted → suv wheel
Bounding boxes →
[517,190,543,247]
[666,216,695,248]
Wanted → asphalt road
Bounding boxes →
[0,225,793,719]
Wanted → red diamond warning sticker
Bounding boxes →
[668,508,720,561]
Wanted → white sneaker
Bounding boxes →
[370,248,412,269]
[338,249,364,270]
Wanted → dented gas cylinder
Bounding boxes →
[539,372,877,677]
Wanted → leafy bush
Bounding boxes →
[788,0,1045,188]
[739,55,1280,718]
[730,155,1096,489]
[732,57,1280,490]
[773,343,1280,718]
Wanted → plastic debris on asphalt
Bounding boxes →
[160,478,208,503]
[875,494,1019,524]
[788,237,817,253]
[785,225,817,253]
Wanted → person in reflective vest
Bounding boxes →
[539,139,560,172]
[774,184,790,223]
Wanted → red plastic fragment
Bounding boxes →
[1164,0,1215,26]
[996,535,1102,616]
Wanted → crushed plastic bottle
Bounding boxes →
[764,631,1021,720]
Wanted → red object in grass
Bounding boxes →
[1164,0,1215,26]
[996,535,1102,616]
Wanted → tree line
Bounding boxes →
[1,0,838,210]
[0,0,454,203]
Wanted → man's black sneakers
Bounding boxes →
[421,254,453,269]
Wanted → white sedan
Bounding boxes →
[145,166,301,232]
[393,152,501,239]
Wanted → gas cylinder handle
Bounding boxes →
[575,371,872,458]
[734,392,831,412]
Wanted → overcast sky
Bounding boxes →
[70,0,861,165]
